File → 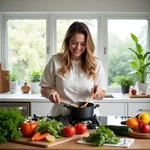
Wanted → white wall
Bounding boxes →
[0,0,150,12]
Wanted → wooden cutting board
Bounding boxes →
[12,132,88,148]
[125,94,150,98]
[0,63,9,93]
[129,130,150,139]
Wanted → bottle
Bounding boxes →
[21,82,30,93]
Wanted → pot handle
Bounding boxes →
[94,104,100,109]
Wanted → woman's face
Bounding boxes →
[69,33,87,60]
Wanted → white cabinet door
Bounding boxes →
[95,102,126,116]
[128,103,150,116]
[31,102,54,116]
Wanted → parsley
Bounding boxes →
[0,108,25,144]
[83,125,120,147]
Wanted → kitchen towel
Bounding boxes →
[77,138,134,148]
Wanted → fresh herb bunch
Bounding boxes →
[0,108,25,144]
[83,125,120,147]
[114,75,135,86]
[35,117,64,138]
[30,71,42,82]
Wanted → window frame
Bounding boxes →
[102,15,150,92]
[1,12,150,93]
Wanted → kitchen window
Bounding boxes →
[3,17,47,83]
[107,19,148,87]
[1,13,149,92]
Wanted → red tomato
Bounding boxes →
[75,123,87,134]
[130,89,137,95]
[63,126,76,137]
[20,120,38,137]
[139,123,150,133]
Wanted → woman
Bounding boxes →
[40,21,106,116]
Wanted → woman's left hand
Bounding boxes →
[91,85,105,100]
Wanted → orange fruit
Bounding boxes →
[138,112,150,124]
[126,117,139,130]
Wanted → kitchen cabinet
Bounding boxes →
[31,102,127,117]
[127,102,150,116]
[31,102,54,116]
[96,102,127,116]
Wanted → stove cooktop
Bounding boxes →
[32,114,130,129]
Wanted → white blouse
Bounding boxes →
[39,54,106,116]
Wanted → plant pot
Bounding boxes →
[31,82,40,94]
[10,81,18,93]
[121,86,130,94]
[136,82,148,94]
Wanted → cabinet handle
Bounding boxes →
[139,109,150,112]
[0,106,27,111]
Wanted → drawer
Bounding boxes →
[128,103,150,116]
[95,102,126,116]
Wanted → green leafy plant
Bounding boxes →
[128,33,150,83]
[30,71,42,82]
[5,69,19,81]
[114,75,135,86]
[0,108,25,144]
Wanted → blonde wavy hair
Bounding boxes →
[59,21,97,80]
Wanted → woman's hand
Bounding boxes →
[40,87,61,103]
[91,85,106,100]
[48,90,61,103]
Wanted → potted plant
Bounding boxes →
[30,71,42,94]
[114,75,135,94]
[5,70,19,93]
[128,33,150,94]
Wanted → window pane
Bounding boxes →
[108,19,148,86]
[56,19,98,55]
[7,19,46,83]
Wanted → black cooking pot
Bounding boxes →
[63,102,100,120]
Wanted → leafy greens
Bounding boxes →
[0,108,25,144]
[35,117,64,138]
[83,125,120,147]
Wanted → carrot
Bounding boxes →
[31,132,41,141]
[35,133,50,141]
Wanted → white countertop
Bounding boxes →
[0,92,150,103]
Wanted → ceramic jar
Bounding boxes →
[10,81,18,93]
[21,82,30,93]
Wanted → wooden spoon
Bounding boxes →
[80,94,94,108]
[60,100,79,108]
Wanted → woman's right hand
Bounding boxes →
[48,90,61,103]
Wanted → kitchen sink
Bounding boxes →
[104,94,114,98]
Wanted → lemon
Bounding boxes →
[46,135,55,142]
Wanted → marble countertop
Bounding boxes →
[0,92,150,103]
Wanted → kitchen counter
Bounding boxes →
[0,92,150,102]
[0,134,150,150]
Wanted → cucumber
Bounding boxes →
[104,125,132,136]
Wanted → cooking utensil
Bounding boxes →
[63,102,100,120]
[60,100,79,108]
[80,94,94,108]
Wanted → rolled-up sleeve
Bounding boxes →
[39,58,55,88]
